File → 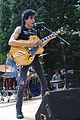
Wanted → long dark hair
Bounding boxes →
[22,9,37,28]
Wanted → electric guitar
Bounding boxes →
[10,33,56,66]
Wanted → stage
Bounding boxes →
[0,95,42,120]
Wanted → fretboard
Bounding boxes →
[36,33,54,46]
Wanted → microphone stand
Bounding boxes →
[41,23,70,45]
[41,23,70,89]
[60,42,69,89]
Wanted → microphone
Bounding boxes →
[35,22,45,26]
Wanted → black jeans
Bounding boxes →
[16,59,47,112]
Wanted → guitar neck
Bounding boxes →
[36,33,54,46]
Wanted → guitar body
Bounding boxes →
[10,36,44,66]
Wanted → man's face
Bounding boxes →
[25,15,35,29]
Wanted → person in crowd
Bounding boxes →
[51,70,61,89]
[52,70,61,81]
[6,52,18,91]
[60,69,67,89]
[28,68,41,97]
[8,9,56,119]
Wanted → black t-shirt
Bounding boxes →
[17,26,37,40]
[17,26,38,60]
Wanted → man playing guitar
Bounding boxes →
[8,9,56,119]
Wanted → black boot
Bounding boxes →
[16,111,24,119]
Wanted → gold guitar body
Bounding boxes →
[10,36,44,66]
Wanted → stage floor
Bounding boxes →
[0,95,42,120]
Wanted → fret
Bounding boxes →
[41,33,53,42]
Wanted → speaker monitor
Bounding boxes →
[67,70,80,88]
[35,88,80,120]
